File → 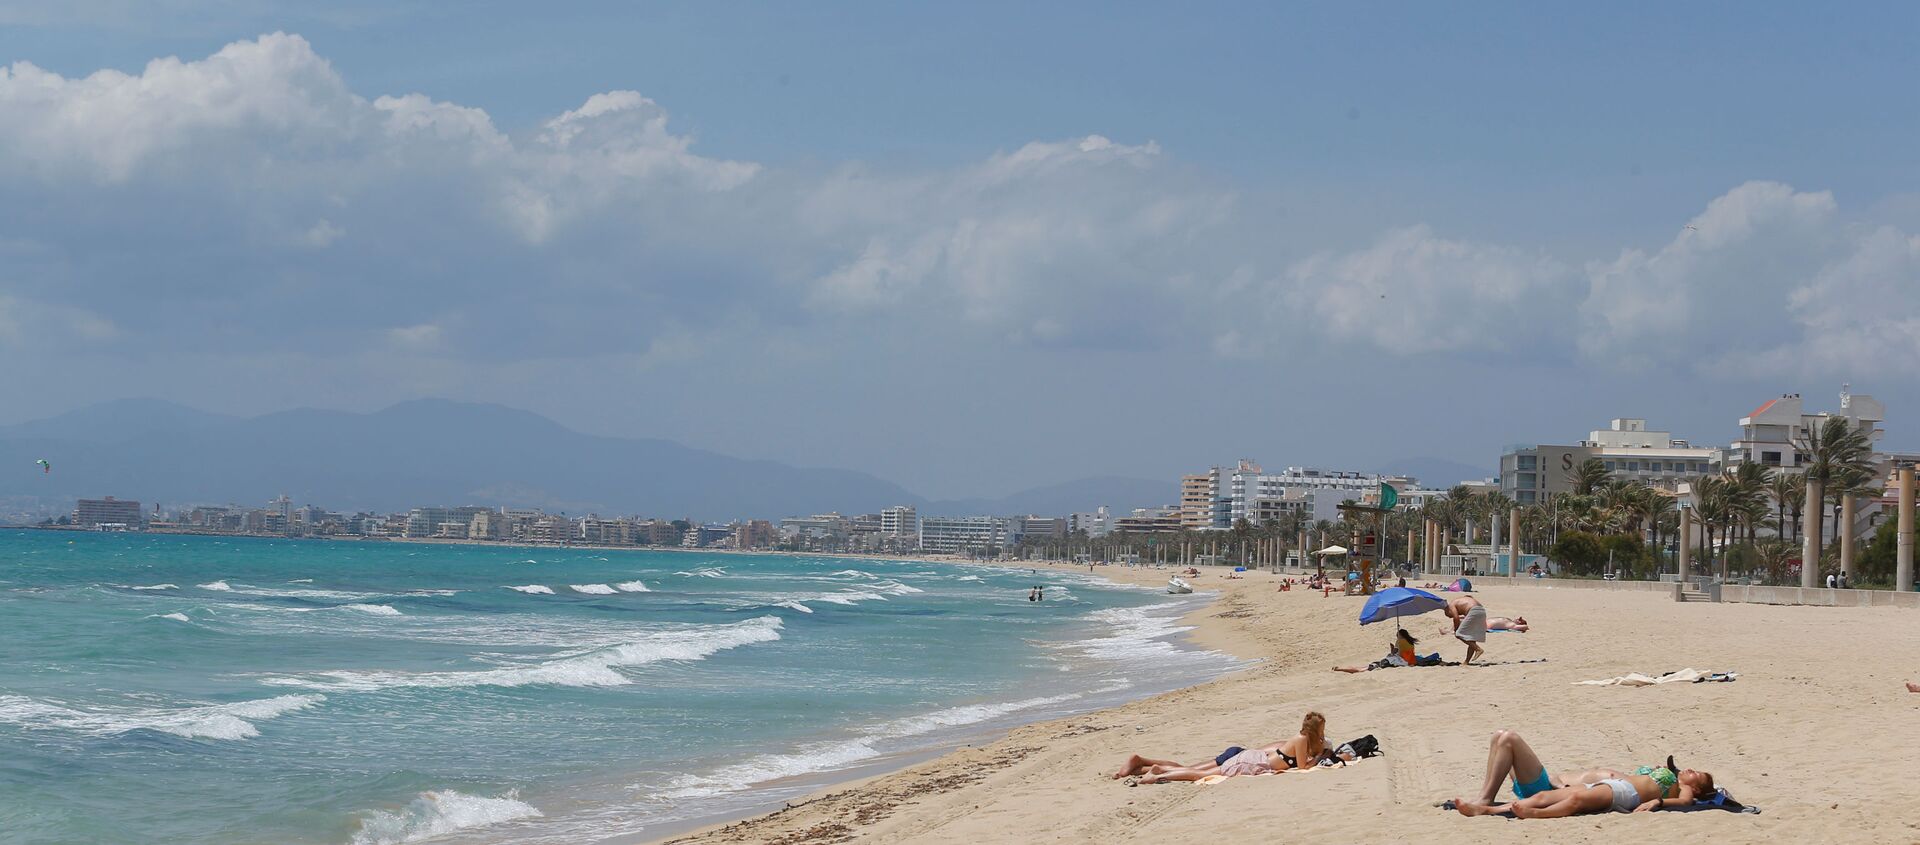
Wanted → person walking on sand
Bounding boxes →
[1444,593,1488,664]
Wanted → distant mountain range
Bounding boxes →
[0,399,1175,520]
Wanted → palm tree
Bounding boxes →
[1729,463,1771,545]
[1766,470,1798,543]
[1691,476,1724,576]
[1795,417,1875,588]
[1569,458,1611,496]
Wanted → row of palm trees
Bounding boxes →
[1025,417,1878,584]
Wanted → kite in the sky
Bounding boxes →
[36,459,50,474]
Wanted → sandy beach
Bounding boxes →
[655,563,1920,844]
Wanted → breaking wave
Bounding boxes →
[261,617,783,691]
[349,790,541,845]
[0,693,323,741]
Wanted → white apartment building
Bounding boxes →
[1069,506,1112,537]
[917,516,1010,554]
[879,506,919,541]
[1500,418,1717,504]
[1193,461,1419,527]
[1725,388,1886,472]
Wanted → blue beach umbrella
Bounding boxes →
[1359,587,1446,627]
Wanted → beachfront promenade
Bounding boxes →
[655,561,1920,845]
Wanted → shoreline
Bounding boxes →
[639,559,1261,845]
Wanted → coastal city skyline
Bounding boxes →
[31,386,1914,573]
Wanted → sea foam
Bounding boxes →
[613,581,649,592]
[261,617,783,691]
[660,691,1081,801]
[342,604,403,616]
[0,693,323,741]
[198,580,233,591]
[507,585,555,595]
[129,583,179,591]
[569,584,617,595]
[349,790,541,845]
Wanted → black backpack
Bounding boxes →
[1332,734,1382,761]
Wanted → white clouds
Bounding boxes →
[1282,225,1575,354]
[385,323,441,350]
[801,134,1231,343]
[0,32,1914,404]
[1737,225,1920,376]
[0,33,354,182]
[300,219,344,248]
[0,296,117,346]
[1579,181,1840,368]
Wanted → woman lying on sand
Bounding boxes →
[1121,712,1334,783]
[1450,730,1714,817]
[1488,616,1528,632]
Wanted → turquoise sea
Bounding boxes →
[0,531,1238,844]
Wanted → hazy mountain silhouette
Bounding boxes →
[0,399,1164,520]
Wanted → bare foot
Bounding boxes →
[1907,682,1919,693]
[1138,773,1161,785]
[1453,799,1499,817]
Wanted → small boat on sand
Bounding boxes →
[1166,576,1194,595]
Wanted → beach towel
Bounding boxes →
[1193,756,1369,785]
[1667,788,1760,814]
[1575,668,1737,686]
[1454,605,1488,642]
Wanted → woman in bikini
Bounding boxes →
[1133,712,1332,783]
[1450,730,1713,817]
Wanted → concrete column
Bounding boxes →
[1839,492,1856,584]
[1406,528,1417,569]
[1425,520,1436,569]
[1509,507,1521,574]
[1677,509,1691,579]
[1491,512,1503,574]
[1898,466,1915,592]
[1801,478,1824,589]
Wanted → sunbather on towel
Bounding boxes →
[1451,730,1713,818]
[1332,630,1441,672]
[1134,712,1334,783]
[1488,615,1528,632]
[1112,723,1313,780]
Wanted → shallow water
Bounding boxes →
[0,531,1238,844]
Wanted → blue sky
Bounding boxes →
[1,3,1915,497]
